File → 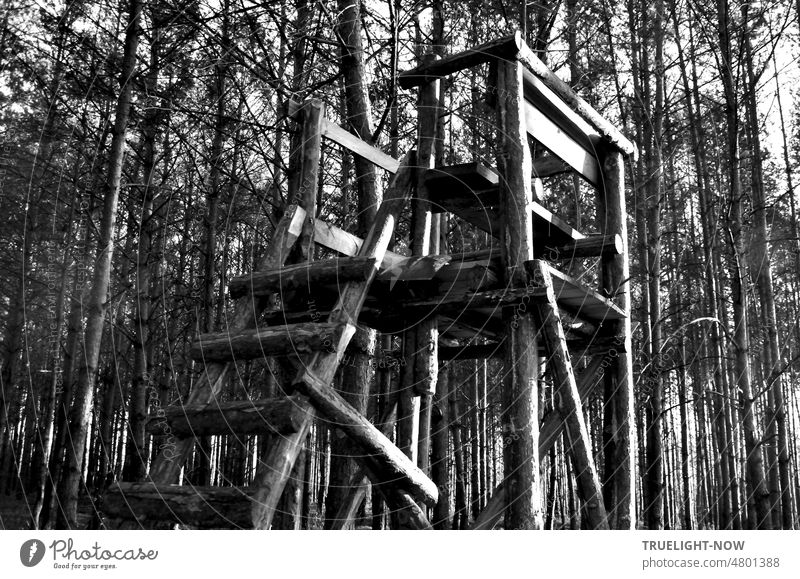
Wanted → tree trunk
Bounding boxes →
[741,8,794,529]
[323,0,380,528]
[55,0,140,528]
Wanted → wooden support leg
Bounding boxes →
[528,259,609,529]
[251,397,315,529]
[597,150,636,529]
[495,58,543,530]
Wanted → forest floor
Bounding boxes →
[0,494,35,529]
[0,493,94,529]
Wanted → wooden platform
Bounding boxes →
[424,163,585,248]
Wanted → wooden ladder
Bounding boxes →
[103,104,436,529]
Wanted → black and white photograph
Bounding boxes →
[1,0,800,575]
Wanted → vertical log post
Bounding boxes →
[251,98,325,529]
[414,56,441,479]
[494,58,543,529]
[597,150,636,529]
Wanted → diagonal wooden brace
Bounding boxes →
[527,259,609,530]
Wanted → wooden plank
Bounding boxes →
[425,162,499,191]
[529,259,609,529]
[228,257,376,299]
[190,322,345,362]
[422,163,588,246]
[145,396,310,437]
[398,35,521,88]
[532,154,572,178]
[524,99,601,188]
[321,119,400,174]
[146,204,307,485]
[313,219,407,271]
[313,219,452,283]
[104,483,256,529]
[522,69,602,155]
[531,200,585,246]
[542,264,626,323]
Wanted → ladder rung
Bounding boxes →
[190,322,345,362]
[104,483,256,529]
[228,257,376,299]
[145,396,311,437]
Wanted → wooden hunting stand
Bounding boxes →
[103,33,636,530]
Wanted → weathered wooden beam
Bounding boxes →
[288,99,400,173]
[104,483,255,529]
[522,70,602,152]
[145,396,310,437]
[523,99,601,188]
[398,35,521,88]
[329,400,398,530]
[529,259,609,529]
[251,396,315,530]
[299,364,437,505]
[321,119,400,174]
[228,257,376,299]
[494,58,543,529]
[313,219,407,271]
[543,234,623,260]
[597,150,636,529]
[189,322,344,362]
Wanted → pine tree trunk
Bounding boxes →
[55,0,140,528]
[741,12,794,529]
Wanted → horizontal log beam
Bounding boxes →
[398,33,635,158]
[228,257,376,299]
[145,396,311,437]
[543,234,623,260]
[190,322,344,362]
[398,35,521,88]
[104,483,256,529]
